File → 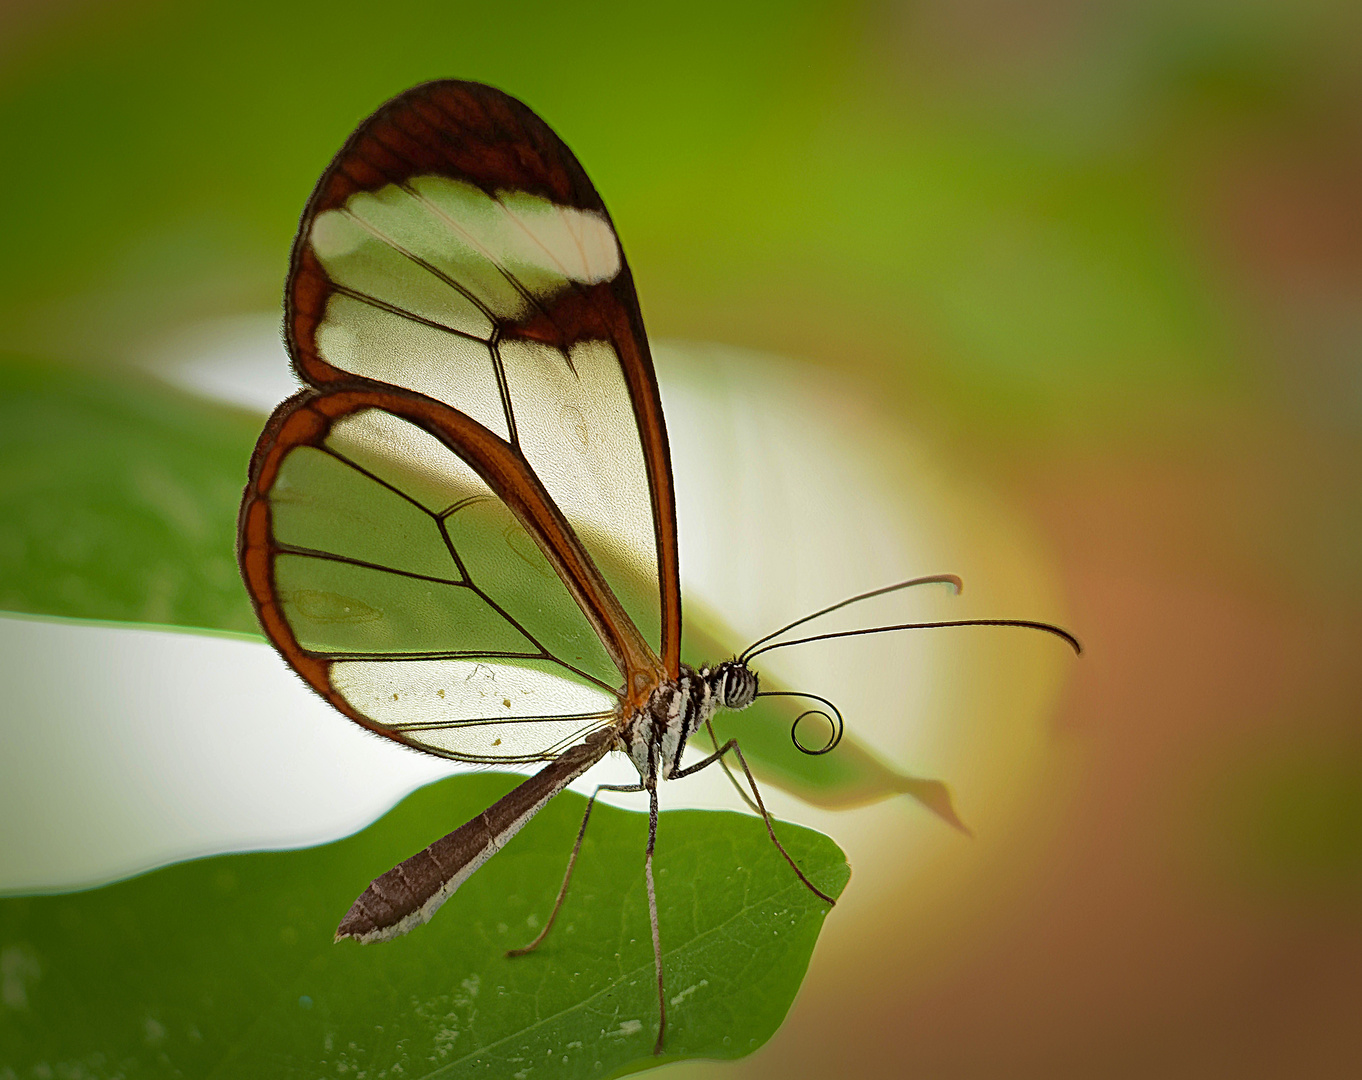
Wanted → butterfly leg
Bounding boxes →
[645,770,666,1056]
[672,739,836,906]
[506,780,644,958]
[703,717,760,813]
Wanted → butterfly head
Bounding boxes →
[707,659,759,711]
[694,659,845,757]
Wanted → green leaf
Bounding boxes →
[0,351,957,816]
[0,352,260,634]
[0,773,849,1078]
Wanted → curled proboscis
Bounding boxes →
[756,690,845,756]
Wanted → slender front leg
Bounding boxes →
[507,781,645,958]
[646,774,666,1055]
[672,738,836,906]
[703,717,759,813]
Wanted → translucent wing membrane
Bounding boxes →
[285,80,680,674]
[240,390,630,764]
[332,660,614,762]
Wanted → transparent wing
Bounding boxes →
[239,389,628,764]
[285,80,680,675]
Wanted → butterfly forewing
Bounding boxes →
[284,80,680,676]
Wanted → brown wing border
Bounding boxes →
[282,79,682,677]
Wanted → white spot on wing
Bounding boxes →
[496,191,621,285]
[310,210,364,257]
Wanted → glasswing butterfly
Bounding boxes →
[237,80,1079,1054]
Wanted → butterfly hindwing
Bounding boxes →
[241,385,649,762]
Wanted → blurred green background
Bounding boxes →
[2,0,1360,1076]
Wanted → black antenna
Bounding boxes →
[744,618,1083,663]
[739,574,963,662]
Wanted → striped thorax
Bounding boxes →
[620,661,760,781]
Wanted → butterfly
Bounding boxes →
[237,80,1080,1055]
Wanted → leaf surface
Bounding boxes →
[0,773,849,1078]
[0,353,261,634]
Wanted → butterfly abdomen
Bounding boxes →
[336,728,614,943]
